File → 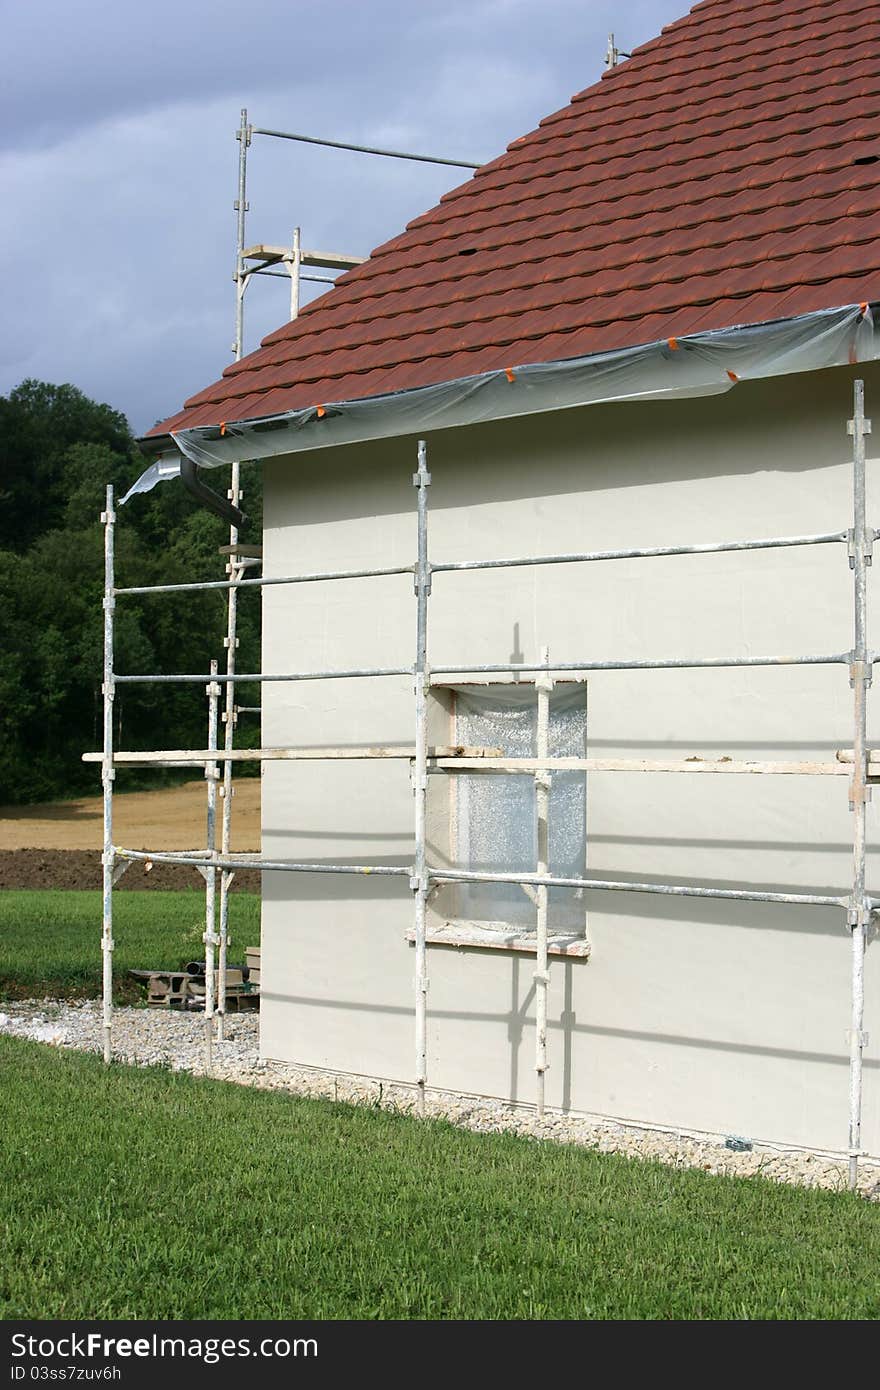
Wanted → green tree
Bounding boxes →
[0,381,131,552]
[0,381,261,804]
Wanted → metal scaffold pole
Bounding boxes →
[217,466,241,1043]
[847,378,872,1190]
[233,108,250,363]
[534,649,553,1117]
[218,107,251,1039]
[289,227,302,320]
[412,441,431,1115]
[101,486,116,1065]
[203,661,221,1072]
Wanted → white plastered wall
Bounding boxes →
[259,362,880,1154]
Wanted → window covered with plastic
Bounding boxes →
[450,683,587,932]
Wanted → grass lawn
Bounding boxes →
[0,890,260,1002]
[0,1037,878,1320]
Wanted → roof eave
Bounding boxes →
[126,302,879,499]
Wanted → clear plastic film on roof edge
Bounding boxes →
[121,303,880,503]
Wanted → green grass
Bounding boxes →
[0,1037,877,1319]
[2,895,878,1320]
[0,890,260,1002]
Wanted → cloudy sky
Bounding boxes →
[1,0,687,435]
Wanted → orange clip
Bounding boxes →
[220,422,227,436]
[726,370,739,383]
[316,405,326,418]
[667,337,679,351]
[504,368,516,383]
[861,302,870,316]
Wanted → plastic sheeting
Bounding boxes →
[450,683,587,931]
[123,302,879,503]
[119,453,186,505]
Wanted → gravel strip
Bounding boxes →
[2,998,878,1200]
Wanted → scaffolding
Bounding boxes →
[214,108,483,1035]
[90,378,876,1189]
[231,107,481,359]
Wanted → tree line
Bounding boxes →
[0,380,261,805]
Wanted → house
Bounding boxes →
[137,0,880,1159]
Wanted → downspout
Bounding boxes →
[179,454,248,530]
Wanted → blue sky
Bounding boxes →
[0,0,688,434]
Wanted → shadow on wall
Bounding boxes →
[261,955,878,1118]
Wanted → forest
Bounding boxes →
[0,379,261,804]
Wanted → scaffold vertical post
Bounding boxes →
[101,485,116,1066]
[412,440,432,1115]
[535,647,554,1116]
[233,108,250,362]
[217,464,241,1044]
[204,659,221,1072]
[220,109,249,1037]
[847,378,872,1191]
[289,227,302,320]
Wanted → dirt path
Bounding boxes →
[0,779,260,852]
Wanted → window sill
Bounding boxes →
[405,923,591,958]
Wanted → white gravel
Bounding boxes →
[2,997,878,1200]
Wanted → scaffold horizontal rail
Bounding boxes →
[111,653,850,686]
[428,867,850,909]
[430,754,877,777]
[118,847,213,859]
[84,744,503,765]
[112,531,851,599]
[115,561,413,597]
[430,529,849,574]
[111,847,856,908]
[114,848,411,877]
[431,652,849,677]
[250,124,482,170]
[86,748,880,775]
[112,666,412,684]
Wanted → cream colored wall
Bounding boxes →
[259,363,880,1154]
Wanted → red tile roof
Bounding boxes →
[147,0,880,439]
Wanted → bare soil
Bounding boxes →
[0,850,260,893]
[0,780,260,892]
